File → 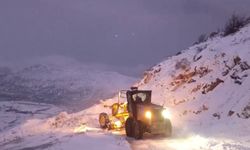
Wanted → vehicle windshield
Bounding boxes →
[132,92,147,103]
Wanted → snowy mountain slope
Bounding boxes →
[0,56,136,111]
[136,23,250,120]
[130,24,250,149]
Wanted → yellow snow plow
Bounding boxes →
[99,87,172,139]
[99,90,129,130]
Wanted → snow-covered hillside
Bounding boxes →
[132,24,250,149]
[0,56,136,111]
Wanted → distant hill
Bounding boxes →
[0,56,136,111]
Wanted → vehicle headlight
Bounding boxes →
[162,109,171,119]
[114,120,122,128]
[145,111,152,119]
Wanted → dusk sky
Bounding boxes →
[1,0,250,76]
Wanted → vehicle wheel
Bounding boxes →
[133,120,143,139]
[164,119,172,137]
[99,113,109,129]
[125,117,133,137]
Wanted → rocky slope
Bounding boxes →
[136,24,250,133]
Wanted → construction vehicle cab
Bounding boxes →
[125,87,172,139]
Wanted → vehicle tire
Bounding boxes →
[133,120,143,139]
[164,119,172,137]
[99,113,109,129]
[125,117,133,137]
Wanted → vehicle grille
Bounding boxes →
[151,109,164,121]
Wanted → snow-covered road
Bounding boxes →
[0,101,130,150]
[130,133,250,150]
[1,101,250,150]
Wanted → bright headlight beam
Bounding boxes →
[162,109,171,119]
[114,120,122,128]
[145,111,152,119]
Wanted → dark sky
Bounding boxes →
[0,0,250,76]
